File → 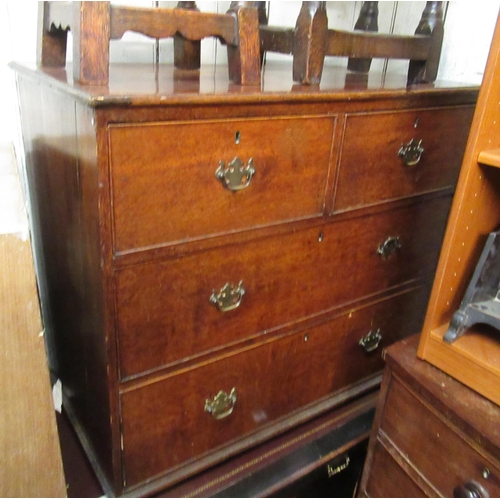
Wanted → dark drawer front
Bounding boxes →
[363,442,427,498]
[115,197,449,378]
[120,285,430,488]
[381,376,500,498]
[109,116,335,253]
[333,106,474,212]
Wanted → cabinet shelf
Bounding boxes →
[418,13,500,406]
[478,148,500,168]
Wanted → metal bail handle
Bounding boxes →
[398,138,424,166]
[204,388,237,420]
[209,281,245,312]
[377,236,402,260]
[215,157,255,191]
[359,329,382,353]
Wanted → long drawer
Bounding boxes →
[116,196,450,379]
[109,116,335,253]
[120,285,431,489]
[333,106,474,212]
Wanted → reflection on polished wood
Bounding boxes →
[13,61,477,105]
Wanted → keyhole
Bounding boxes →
[318,232,324,242]
[414,118,419,128]
[235,131,241,144]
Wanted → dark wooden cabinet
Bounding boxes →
[11,61,477,496]
[359,335,500,498]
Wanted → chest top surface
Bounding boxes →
[385,336,500,458]
[11,61,479,108]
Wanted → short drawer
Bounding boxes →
[380,376,500,497]
[109,116,335,253]
[363,441,427,497]
[115,197,450,378]
[333,106,474,212]
[120,285,430,489]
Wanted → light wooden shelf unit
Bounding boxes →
[417,12,500,406]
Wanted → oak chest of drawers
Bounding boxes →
[359,335,500,498]
[12,62,477,496]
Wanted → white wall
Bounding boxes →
[1,1,499,233]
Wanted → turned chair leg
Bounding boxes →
[227,2,261,85]
[255,1,268,65]
[292,2,328,85]
[408,1,444,84]
[348,2,379,73]
[72,2,111,85]
[174,2,201,70]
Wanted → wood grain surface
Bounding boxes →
[0,234,66,497]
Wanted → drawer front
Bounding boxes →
[109,116,335,253]
[364,441,427,497]
[116,197,449,378]
[334,106,474,212]
[120,285,430,488]
[381,376,500,497]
